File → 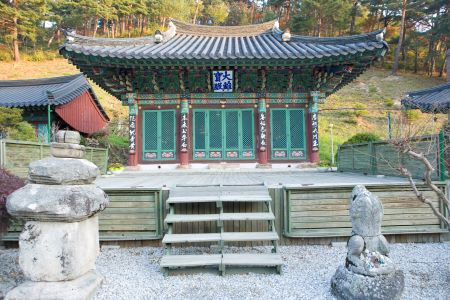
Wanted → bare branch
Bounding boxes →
[399,167,450,230]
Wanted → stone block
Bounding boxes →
[5,270,103,300]
[331,265,404,300]
[19,217,100,282]
[29,157,99,185]
[54,131,81,145]
[51,142,85,159]
[7,184,109,222]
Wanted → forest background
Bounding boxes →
[0,0,449,164]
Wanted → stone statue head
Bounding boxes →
[349,185,383,236]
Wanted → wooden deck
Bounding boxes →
[95,169,409,189]
[3,170,448,245]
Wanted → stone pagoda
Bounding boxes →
[6,130,109,300]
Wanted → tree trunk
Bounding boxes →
[391,0,407,76]
[12,15,20,62]
[92,17,99,37]
[350,1,358,34]
[414,42,418,74]
[193,0,200,24]
[439,48,447,78]
[285,0,291,25]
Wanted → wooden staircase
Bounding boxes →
[161,184,282,275]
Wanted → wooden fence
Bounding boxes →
[0,139,108,177]
[283,183,448,239]
[3,188,163,242]
[337,134,445,180]
[3,184,448,245]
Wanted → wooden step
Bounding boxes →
[220,212,275,221]
[167,196,220,204]
[221,231,279,242]
[164,214,220,223]
[222,253,282,267]
[163,233,221,244]
[219,195,272,202]
[160,254,222,268]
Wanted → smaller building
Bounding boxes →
[0,74,109,141]
[401,82,450,114]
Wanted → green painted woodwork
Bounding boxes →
[0,139,108,177]
[3,188,164,241]
[142,110,176,161]
[337,136,441,180]
[270,109,306,160]
[193,109,255,160]
[265,69,290,93]
[284,184,448,238]
[158,70,181,93]
[236,70,260,93]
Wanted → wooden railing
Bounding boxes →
[0,139,108,177]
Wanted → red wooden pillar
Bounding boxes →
[309,91,320,163]
[127,100,139,166]
[257,98,269,165]
[179,98,190,168]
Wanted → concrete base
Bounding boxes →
[5,270,103,300]
[331,265,404,300]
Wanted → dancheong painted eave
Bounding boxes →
[59,19,388,64]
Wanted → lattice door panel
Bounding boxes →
[270,109,306,160]
[142,110,176,161]
[193,109,255,160]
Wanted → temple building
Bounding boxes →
[60,19,387,167]
[0,74,109,142]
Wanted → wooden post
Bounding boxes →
[257,97,268,166]
[179,98,190,168]
[127,94,139,167]
[309,91,320,163]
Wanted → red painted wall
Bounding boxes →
[55,91,108,135]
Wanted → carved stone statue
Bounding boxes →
[331,185,404,300]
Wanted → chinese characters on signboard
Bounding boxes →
[212,70,233,92]
[129,114,136,153]
[311,112,319,151]
[259,112,266,150]
[180,113,188,152]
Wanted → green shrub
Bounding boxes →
[343,132,381,145]
[8,121,36,141]
[354,103,369,118]
[385,98,395,107]
[368,85,378,94]
[404,109,420,122]
[23,50,59,62]
[0,107,36,141]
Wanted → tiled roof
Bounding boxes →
[0,74,109,120]
[61,19,387,62]
[401,82,450,113]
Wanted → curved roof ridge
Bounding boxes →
[407,81,450,97]
[0,74,84,87]
[288,28,386,44]
[64,31,155,46]
[170,18,278,37]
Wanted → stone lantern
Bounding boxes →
[5,130,109,300]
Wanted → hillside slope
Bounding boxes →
[0,59,446,163]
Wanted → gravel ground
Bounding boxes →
[1,243,449,300]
